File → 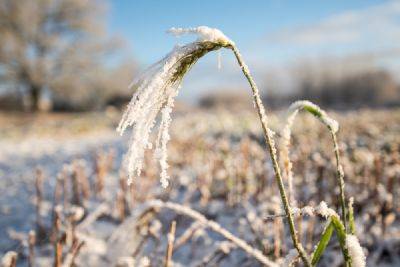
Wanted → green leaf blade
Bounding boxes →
[311,220,334,266]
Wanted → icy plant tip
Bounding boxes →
[117,26,233,187]
[287,100,339,133]
[346,234,366,267]
[167,26,233,46]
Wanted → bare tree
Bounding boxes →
[0,0,132,111]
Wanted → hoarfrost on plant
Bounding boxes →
[346,234,366,267]
[117,26,232,187]
[167,26,233,45]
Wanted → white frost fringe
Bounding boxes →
[167,26,233,45]
[346,234,366,267]
[117,26,232,187]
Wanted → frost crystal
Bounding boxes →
[301,206,315,217]
[315,201,338,218]
[117,26,232,187]
[346,234,366,267]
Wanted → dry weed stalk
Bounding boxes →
[94,151,108,196]
[35,168,46,240]
[194,241,236,267]
[273,218,282,259]
[28,230,36,267]
[116,190,128,221]
[62,239,85,267]
[174,221,203,250]
[306,216,316,251]
[116,175,130,221]
[70,166,81,206]
[66,206,84,246]
[54,173,64,206]
[1,251,17,267]
[142,199,278,267]
[246,212,268,254]
[53,206,64,267]
[77,203,109,230]
[61,166,69,209]
[164,220,177,267]
[74,160,90,200]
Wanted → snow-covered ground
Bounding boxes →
[0,128,126,252]
[0,109,399,266]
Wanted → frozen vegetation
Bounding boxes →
[0,26,399,266]
[0,108,399,266]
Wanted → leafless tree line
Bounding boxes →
[0,0,135,111]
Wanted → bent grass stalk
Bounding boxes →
[311,215,350,266]
[118,26,362,266]
[281,100,347,231]
[230,46,311,266]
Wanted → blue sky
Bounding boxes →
[109,0,383,63]
[108,0,400,100]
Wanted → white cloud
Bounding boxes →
[265,1,400,46]
[181,2,400,100]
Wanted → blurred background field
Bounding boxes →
[1,0,400,111]
[0,108,399,266]
[0,0,399,266]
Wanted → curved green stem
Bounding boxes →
[330,130,347,232]
[230,45,311,267]
[281,100,348,233]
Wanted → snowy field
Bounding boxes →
[0,109,399,266]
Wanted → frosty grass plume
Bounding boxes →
[118,26,363,266]
[117,26,233,187]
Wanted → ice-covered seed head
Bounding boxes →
[118,26,233,187]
